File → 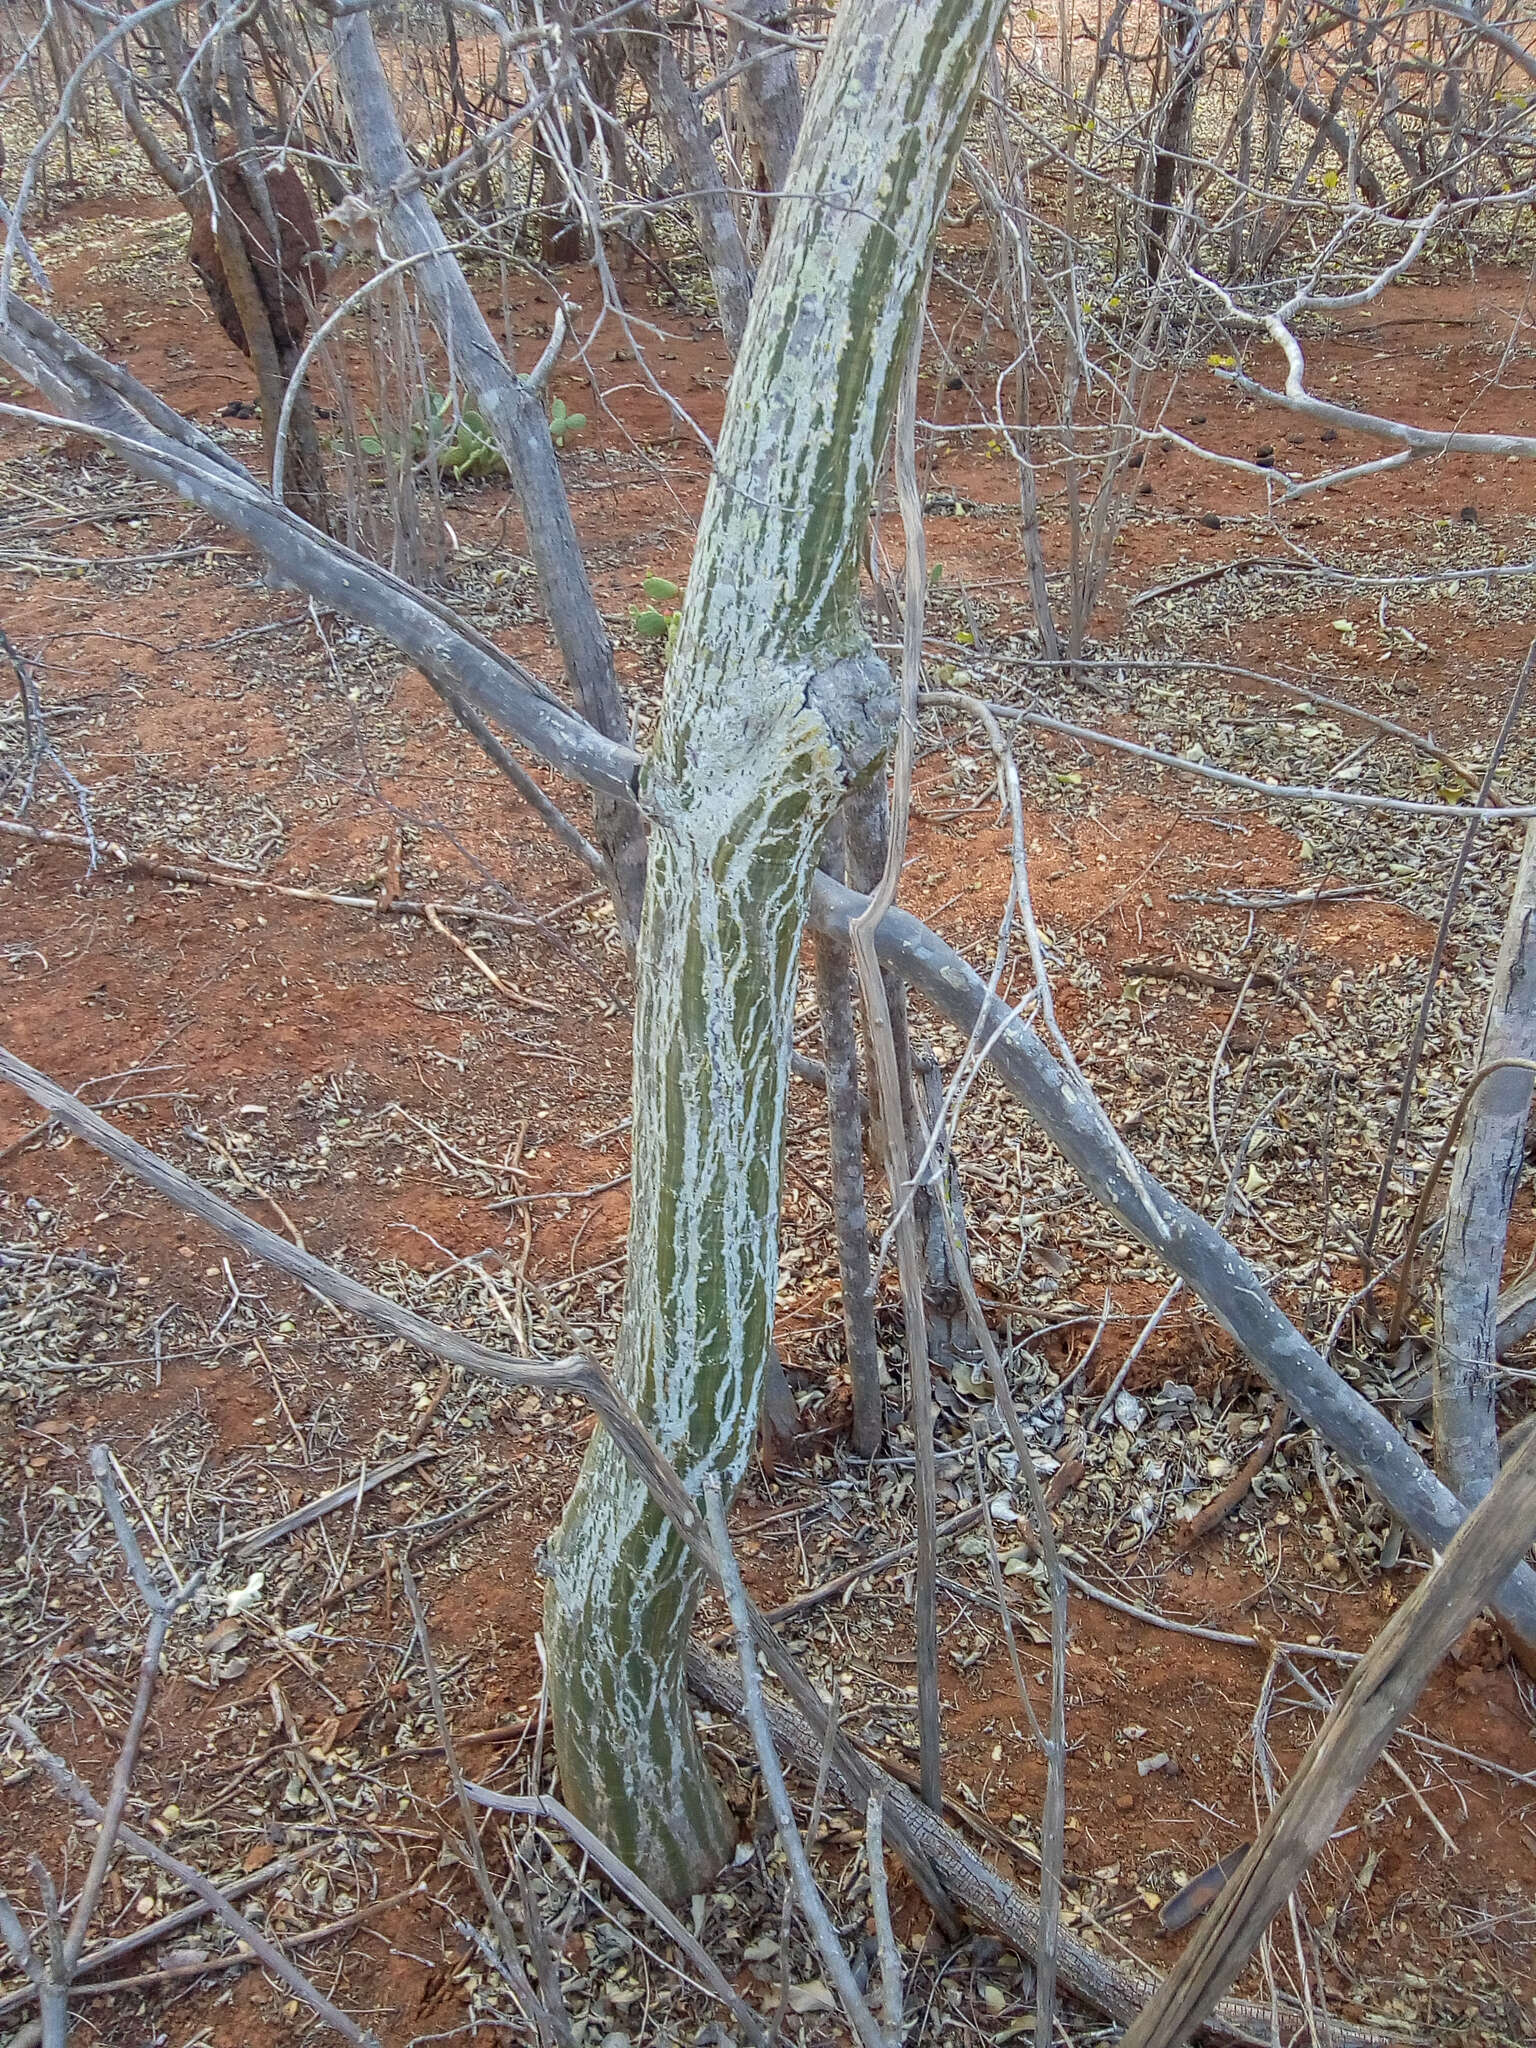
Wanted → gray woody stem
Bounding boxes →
[463,1785,770,2048]
[805,880,1536,1657]
[730,0,805,209]
[704,1479,887,2048]
[9,270,1536,1667]
[952,1234,1067,2048]
[849,310,944,1814]
[0,302,635,808]
[1118,1412,1536,2048]
[1434,819,1536,1503]
[864,1792,903,2041]
[620,3,755,351]
[330,8,647,940]
[815,820,883,1457]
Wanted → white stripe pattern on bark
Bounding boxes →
[542,0,1009,1900]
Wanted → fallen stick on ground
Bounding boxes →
[8,1721,379,2047]
[0,818,599,950]
[1175,1402,1290,1551]
[0,1864,294,2021]
[36,1884,424,2004]
[422,901,560,1015]
[684,1645,1396,2048]
[227,1447,439,1558]
[1119,1414,1536,2048]
[467,1786,769,2048]
[745,1502,1274,1653]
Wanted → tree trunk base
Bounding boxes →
[544,1435,739,1904]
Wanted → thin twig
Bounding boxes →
[1365,640,1536,1258]
[422,901,560,1016]
[466,1788,769,2047]
[942,1204,1067,2048]
[703,1478,887,2048]
[864,1793,903,2044]
[398,1558,559,2045]
[1089,1279,1182,1430]
[848,290,944,1817]
[1118,1418,1536,2048]
[6,1720,380,2047]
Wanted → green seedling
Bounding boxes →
[550,395,587,450]
[358,390,508,483]
[632,572,683,649]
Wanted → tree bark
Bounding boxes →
[212,196,325,529]
[913,1043,978,1367]
[730,0,804,210]
[1143,0,1203,281]
[540,0,1007,1900]
[332,10,648,943]
[1434,820,1536,1503]
[621,2,756,353]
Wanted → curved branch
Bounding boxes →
[807,876,1536,1657]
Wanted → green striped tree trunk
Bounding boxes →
[543,0,1008,1901]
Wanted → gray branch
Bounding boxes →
[330,9,646,936]
[1436,820,1536,1501]
[806,876,1536,1655]
[6,291,1534,1662]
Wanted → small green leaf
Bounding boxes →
[642,575,681,605]
[562,411,585,433]
[632,607,670,639]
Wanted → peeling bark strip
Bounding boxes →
[542,0,1009,1899]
